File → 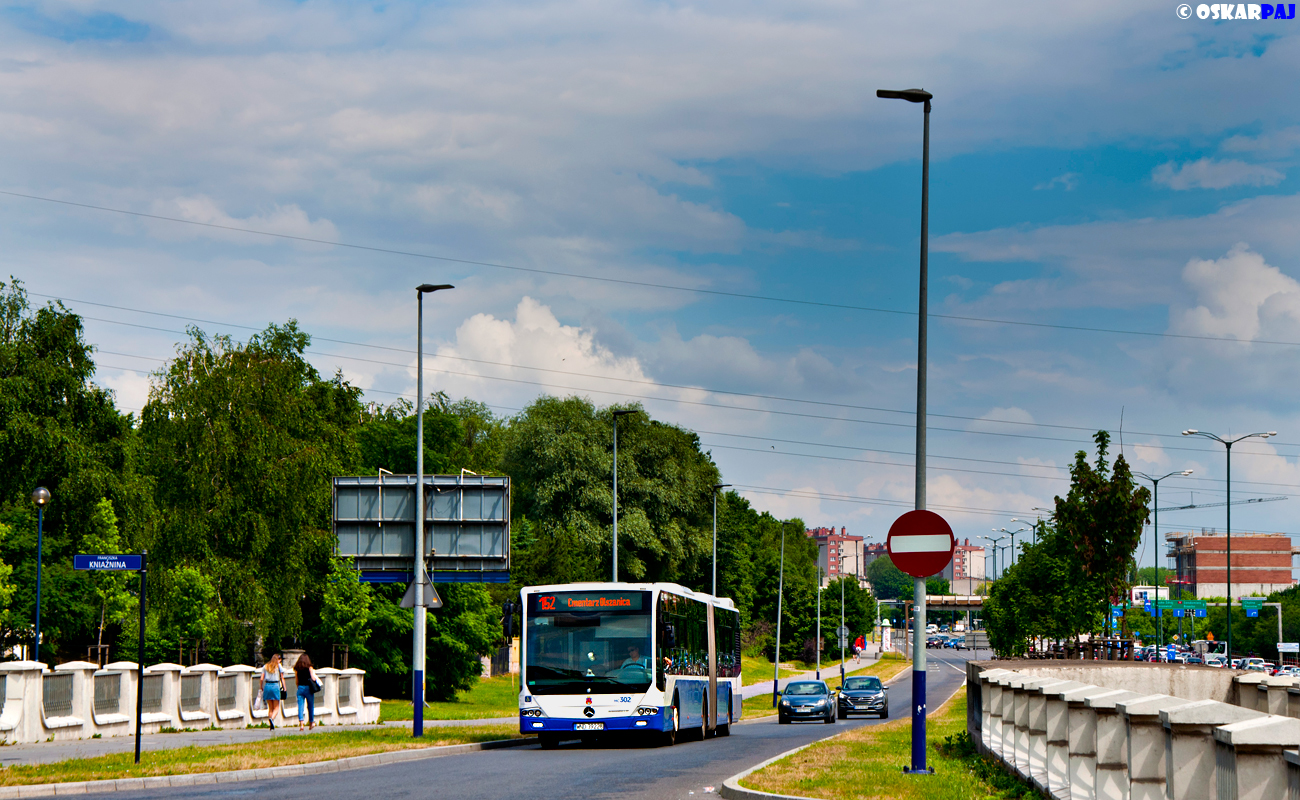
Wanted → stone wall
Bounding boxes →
[966,660,1300,800]
[0,660,381,745]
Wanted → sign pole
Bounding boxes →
[135,551,147,765]
[885,510,952,776]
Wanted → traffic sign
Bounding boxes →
[1240,597,1265,608]
[885,510,955,578]
[1157,599,1206,611]
[74,554,143,571]
[836,625,850,637]
[1279,643,1299,653]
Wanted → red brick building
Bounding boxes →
[806,526,866,587]
[1166,530,1299,598]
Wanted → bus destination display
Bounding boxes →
[532,591,644,613]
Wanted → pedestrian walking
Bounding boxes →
[259,652,287,730]
[295,652,321,730]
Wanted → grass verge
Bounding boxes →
[741,690,1043,799]
[380,674,521,721]
[0,725,522,787]
[741,655,798,686]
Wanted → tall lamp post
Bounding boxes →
[1182,429,1276,664]
[1134,469,1193,655]
[772,521,787,707]
[712,483,731,597]
[31,487,49,662]
[612,409,639,582]
[994,526,1030,568]
[815,566,823,680]
[413,282,453,738]
[980,534,1008,579]
[878,84,932,775]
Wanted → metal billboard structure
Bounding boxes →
[332,474,510,583]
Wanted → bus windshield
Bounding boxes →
[526,590,653,695]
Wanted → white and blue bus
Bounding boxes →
[518,582,742,748]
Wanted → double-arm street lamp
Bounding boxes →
[1134,469,1193,653]
[979,534,1009,580]
[413,282,453,738]
[1181,429,1276,662]
[993,526,1030,569]
[772,521,787,707]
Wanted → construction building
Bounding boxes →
[1165,530,1299,598]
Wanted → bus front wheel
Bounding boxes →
[661,702,679,747]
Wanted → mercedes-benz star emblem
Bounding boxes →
[583,706,596,718]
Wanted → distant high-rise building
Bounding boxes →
[806,526,867,588]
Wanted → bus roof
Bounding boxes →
[521,581,737,611]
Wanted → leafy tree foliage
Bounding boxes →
[319,557,372,663]
[0,279,145,659]
[139,322,365,663]
[985,433,1150,657]
[867,555,913,600]
[81,499,132,649]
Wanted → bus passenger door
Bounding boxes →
[706,603,716,732]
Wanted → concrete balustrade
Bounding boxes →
[1041,681,1094,800]
[1213,715,1300,800]
[0,661,380,744]
[967,661,1300,800]
[1115,694,1195,800]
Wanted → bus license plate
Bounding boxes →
[574,723,604,731]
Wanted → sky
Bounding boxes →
[4,1,1300,581]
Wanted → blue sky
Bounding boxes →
[4,1,1300,578]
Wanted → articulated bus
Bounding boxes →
[518,582,741,748]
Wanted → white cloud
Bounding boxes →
[1172,244,1300,342]
[1220,127,1300,156]
[1034,172,1078,191]
[1152,158,1284,190]
[148,196,339,245]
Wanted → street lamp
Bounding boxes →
[772,521,787,708]
[1134,469,1192,654]
[712,483,731,597]
[878,83,933,776]
[816,566,823,680]
[1182,429,1276,663]
[612,409,639,582]
[31,487,49,662]
[412,282,453,738]
[994,527,1030,568]
[980,534,1009,579]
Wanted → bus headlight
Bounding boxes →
[636,706,659,716]
[522,708,545,717]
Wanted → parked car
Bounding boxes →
[837,676,888,719]
[778,681,837,725]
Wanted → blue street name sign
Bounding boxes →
[74,554,143,571]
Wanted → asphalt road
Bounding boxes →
[130,649,980,800]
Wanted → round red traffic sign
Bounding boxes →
[886,510,955,578]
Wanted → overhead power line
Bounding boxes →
[9,189,1300,348]
[42,296,1300,460]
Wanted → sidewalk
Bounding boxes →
[743,648,888,699]
[0,717,516,768]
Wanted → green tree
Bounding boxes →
[160,565,218,662]
[503,397,720,585]
[0,279,148,660]
[985,432,1150,657]
[867,556,913,600]
[140,322,365,661]
[320,557,372,664]
[80,499,133,653]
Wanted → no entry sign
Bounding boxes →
[886,510,955,578]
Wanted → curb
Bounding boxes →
[722,675,964,800]
[0,736,534,797]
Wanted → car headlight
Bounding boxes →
[813,699,825,707]
[780,699,790,707]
